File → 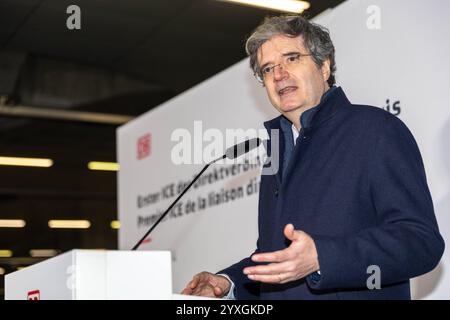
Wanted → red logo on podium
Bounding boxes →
[137,133,151,160]
[27,290,40,300]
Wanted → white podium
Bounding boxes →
[5,249,201,300]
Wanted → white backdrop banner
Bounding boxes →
[118,0,450,299]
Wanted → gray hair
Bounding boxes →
[246,15,336,87]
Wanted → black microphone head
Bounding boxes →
[225,138,261,159]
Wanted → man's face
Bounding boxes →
[257,35,331,116]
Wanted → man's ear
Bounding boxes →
[321,59,331,83]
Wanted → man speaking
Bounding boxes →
[181,14,444,300]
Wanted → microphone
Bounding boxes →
[131,137,262,250]
[225,137,262,159]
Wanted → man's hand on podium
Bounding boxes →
[181,272,231,298]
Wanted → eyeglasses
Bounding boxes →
[254,52,313,84]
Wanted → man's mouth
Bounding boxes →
[278,86,298,97]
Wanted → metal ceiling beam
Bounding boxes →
[0,188,116,199]
[0,104,133,125]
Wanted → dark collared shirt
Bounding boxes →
[280,86,338,177]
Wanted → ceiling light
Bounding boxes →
[219,0,310,13]
[0,156,53,168]
[29,249,59,258]
[88,161,119,171]
[0,219,26,228]
[110,220,120,229]
[48,220,91,229]
[0,250,13,258]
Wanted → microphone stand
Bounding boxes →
[131,154,226,250]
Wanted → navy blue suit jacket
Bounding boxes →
[219,87,444,299]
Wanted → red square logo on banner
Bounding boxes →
[137,133,151,160]
[27,290,40,300]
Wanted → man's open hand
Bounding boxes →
[243,224,320,284]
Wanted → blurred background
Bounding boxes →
[0,0,344,298]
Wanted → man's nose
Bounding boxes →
[273,64,288,81]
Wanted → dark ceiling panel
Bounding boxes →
[5,0,191,66]
[0,0,42,47]
[114,0,270,90]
